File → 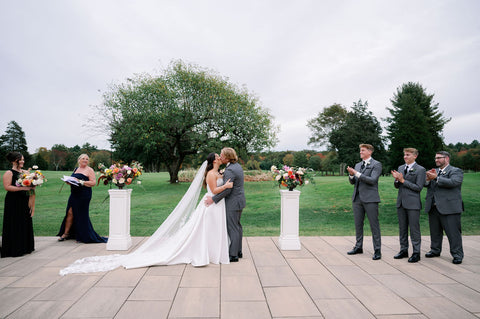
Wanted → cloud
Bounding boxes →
[1,0,479,153]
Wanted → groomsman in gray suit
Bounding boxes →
[391,148,426,263]
[205,147,246,262]
[346,144,382,260]
[425,151,464,264]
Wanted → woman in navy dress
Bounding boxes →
[1,152,35,258]
[57,154,107,243]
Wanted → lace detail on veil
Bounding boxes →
[59,161,208,275]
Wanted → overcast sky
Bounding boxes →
[1,0,479,154]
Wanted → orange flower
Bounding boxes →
[22,179,32,186]
[126,178,132,185]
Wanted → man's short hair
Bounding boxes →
[403,148,419,156]
[359,144,374,152]
[436,150,451,159]
[222,147,238,163]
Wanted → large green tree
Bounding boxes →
[99,60,278,183]
[385,82,450,170]
[329,100,386,170]
[0,121,30,168]
[307,103,348,149]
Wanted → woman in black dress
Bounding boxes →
[57,154,107,243]
[1,152,35,258]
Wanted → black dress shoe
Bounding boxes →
[452,257,462,264]
[394,250,408,259]
[238,251,243,258]
[408,253,420,263]
[229,256,239,262]
[372,250,381,260]
[347,247,363,255]
[425,251,440,258]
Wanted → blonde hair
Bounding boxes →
[221,147,238,163]
[77,153,90,164]
[403,148,418,156]
[359,144,374,152]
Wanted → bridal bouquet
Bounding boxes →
[97,161,143,189]
[270,165,313,191]
[16,165,47,188]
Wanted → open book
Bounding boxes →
[61,176,81,186]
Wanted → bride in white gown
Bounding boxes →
[59,153,232,275]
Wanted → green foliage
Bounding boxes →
[308,154,322,171]
[0,121,30,168]
[307,103,348,149]
[386,82,450,170]
[98,60,278,183]
[329,100,386,167]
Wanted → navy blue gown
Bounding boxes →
[57,169,107,243]
[1,170,35,257]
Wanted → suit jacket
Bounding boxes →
[424,165,464,215]
[394,163,426,210]
[349,158,382,203]
[212,162,246,211]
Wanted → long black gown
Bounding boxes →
[57,169,107,243]
[1,169,35,258]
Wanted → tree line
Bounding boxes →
[1,60,479,176]
[1,118,478,175]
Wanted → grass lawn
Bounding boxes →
[1,170,479,237]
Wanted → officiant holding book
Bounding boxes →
[57,154,107,243]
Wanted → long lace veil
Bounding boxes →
[131,160,207,254]
[59,160,208,275]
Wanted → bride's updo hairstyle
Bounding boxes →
[204,152,217,187]
[6,151,23,164]
[221,147,238,163]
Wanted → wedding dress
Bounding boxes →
[59,161,229,275]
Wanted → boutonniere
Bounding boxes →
[365,161,371,166]
[219,169,225,175]
[440,170,446,175]
[409,168,415,173]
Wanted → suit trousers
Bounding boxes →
[428,207,463,259]
[352,200,381,251]
[226,209,243,257]
[397,207,421,253]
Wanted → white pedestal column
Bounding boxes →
[107,189,133,250]
[278,189,301,250]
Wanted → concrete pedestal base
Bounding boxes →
[106,189,132,250]
[278,189,301,250]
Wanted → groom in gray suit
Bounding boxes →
[424,151,464,264]
[205,147,246,262]
[391,148,426,263]
[346,144,382,260]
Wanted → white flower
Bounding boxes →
[119,178,125,184]
[305,180,310,185]
[127,170,131,175]
[275,175,281,181]
[137,181,141,185]
[270,165,277,172]
[32,165,38,170]
[283,173,289,179]
[112,178,118,184]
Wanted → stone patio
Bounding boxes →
[1,235,479,318]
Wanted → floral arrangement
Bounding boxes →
[97,161,143,189]
[16,165,47,188]
[270,165,313,190]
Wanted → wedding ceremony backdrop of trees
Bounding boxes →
[1,60,479,176]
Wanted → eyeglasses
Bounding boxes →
[434,157,446,160]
